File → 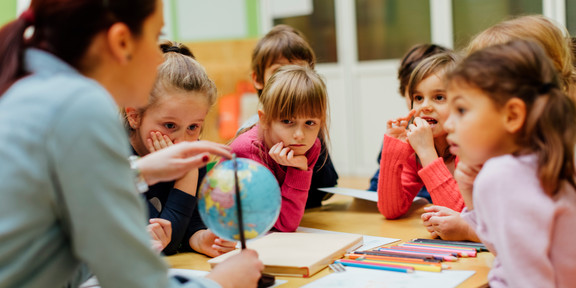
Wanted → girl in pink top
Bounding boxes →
[378,52,464,219]
[230,65,329,232]
[445,40,576,287]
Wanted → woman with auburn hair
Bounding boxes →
[0,0,262,287]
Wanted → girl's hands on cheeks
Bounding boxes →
[454,162,482,210]
[268,142,308,170]
[147,131,173,152]
[190,229,237,258]
[386,109,416,142]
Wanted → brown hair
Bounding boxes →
[466,15,576,99]
[0,0,157,95]
[449,40,576,196]
[260,65,329,149]
[398,43,450,97]
[251,24,316,95]
[407,51,460,163]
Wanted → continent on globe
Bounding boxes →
[198,157,281,241]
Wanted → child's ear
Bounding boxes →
[252,71,264,90]
[503,98,526,134]
[125,107,141,129]
[257,109,267,128]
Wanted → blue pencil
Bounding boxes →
[335,260,414,273]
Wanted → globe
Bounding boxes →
[198,157,281,242]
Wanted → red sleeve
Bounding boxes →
[274,138,321,232]
[418,158,464,211]
[377,135,424,219]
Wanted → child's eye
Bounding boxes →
[164,123,176,129]
[305,120,317,126]
[188,124,200,131]
[281,119,293,125]
[413,95,424,102]
[456,107,466,115]
[435,94,446,101]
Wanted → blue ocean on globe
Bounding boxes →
[198,157,281,241]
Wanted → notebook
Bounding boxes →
[208,232,364,277]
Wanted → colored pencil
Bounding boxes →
[400,243,477,257]
[353,250,441,262]
[356,259,443,272]
[410,238,488,252]
[336,259,414,273]
[377,248,458,262]
[346,253,443,265]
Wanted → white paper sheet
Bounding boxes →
[318,187,378,202]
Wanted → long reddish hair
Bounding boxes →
[0,0,156,95]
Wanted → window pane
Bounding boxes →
[273,0,338,63]
[452,0,542,50]
[356,0,431,61]
[567,0,576,36]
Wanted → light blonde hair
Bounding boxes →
[260,64,329,150]
[125,40,217,133]
[466,15,576,99]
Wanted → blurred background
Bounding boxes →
[2,0,575,185]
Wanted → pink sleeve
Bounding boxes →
[473,156,556,287]
[274,139,321,232]
[377,135,424,219]
[418,158,464,211]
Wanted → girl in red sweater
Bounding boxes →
[377,52,463,219]
[230,65,329,232]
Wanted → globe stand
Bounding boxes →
[233,155,275,288]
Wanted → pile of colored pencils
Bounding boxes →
[336,238,487,273]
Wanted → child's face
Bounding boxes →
[254,57,309,90]
[136,91,210,153]
[411,73,450,138]
[263,116,322,156]
[444,83,512,165]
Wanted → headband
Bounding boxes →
[163,46,181,53]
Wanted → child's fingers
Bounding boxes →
[146,138,156,152]
[279,147,290,158]
[163,135,174,147]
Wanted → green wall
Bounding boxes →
[0,0,17,26]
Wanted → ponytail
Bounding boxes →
[0,13,33,95]
[523,85,576,195]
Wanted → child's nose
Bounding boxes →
[294,127,304,140]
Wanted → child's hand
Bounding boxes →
[148,218,172,253]
[190,229,237,258]
[421,206,479,241]
[147,131,174,152]
[454,162,482,210]
[386,110,416,142]
[268,142,308,170]
[406,117,437,166]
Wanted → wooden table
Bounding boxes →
[166,194,492,288]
